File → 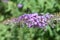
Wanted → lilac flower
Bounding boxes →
[17,4,23,8]
[45,13,52,19]
[9,13,53,28]
[18,14,29,22]
[18,13,46,28]
[36,16,47,28]
[11,13,53,28]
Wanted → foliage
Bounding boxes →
[0,0,60,40]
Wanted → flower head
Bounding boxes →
[18,13,48,28]
[7,13,54,28]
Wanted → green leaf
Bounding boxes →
[0,15,4,21]
[46,26,53,36]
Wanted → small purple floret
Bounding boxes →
[17,4,23,8]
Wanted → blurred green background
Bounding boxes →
[0,0,60,40]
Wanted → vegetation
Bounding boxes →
[0,0,60,40]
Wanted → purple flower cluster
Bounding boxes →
[18,13,54,28]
